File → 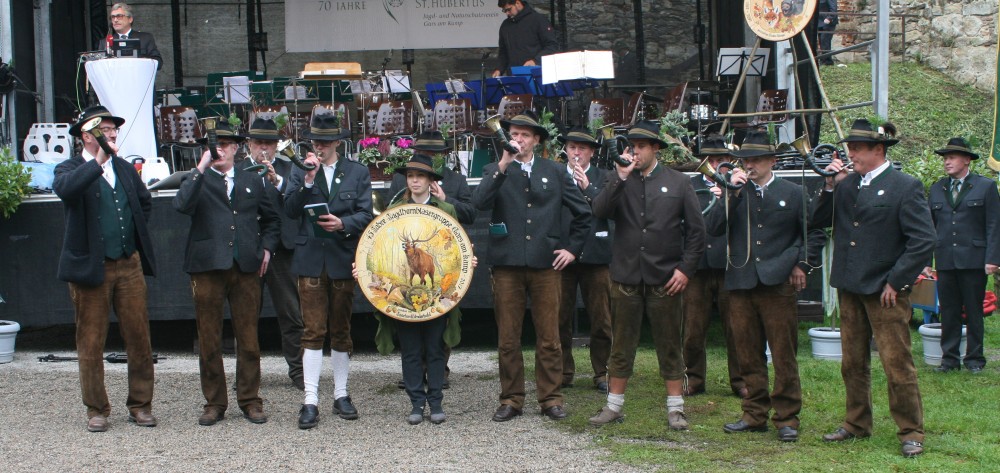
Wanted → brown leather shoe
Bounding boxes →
[198,407,225,426]
[242,405,268,424]
[87,415,108,432]
[128,410,158,427]
[901,440,924,458]
[541,405,567,421]
[823,427,866,442]
[491,404,522,422]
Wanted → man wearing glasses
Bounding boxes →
[491,1,559,77]
[100,2,162,69]
[173,119,281,427]
[54,106,159,433]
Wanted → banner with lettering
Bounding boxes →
[990,8,1000,172]
[285,0,504,52]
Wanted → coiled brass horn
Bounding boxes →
[596,124,632,167]
[80,116,118,160]
[780,135,849,177]
[695,157,744,190]
[277,139,317,171]
[483,114,519,155]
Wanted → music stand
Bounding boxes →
[717,47,770,77]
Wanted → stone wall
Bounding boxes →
[123,1,701,92]
[839,0,997,91]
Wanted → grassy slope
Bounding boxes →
[540,62,1000,471]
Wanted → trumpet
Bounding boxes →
[695,157,744,190]
[80,117,118,160]
[202,117,221,161]
[243,149,271,177]
[277,139,317,171]
[596,124,632,167]
[483,114,519,155]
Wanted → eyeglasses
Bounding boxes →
[98,127,118,134]
[109,14,130,20]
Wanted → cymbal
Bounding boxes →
[686,80,721,91]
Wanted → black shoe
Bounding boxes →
[333,396,359,420]
[777,426,799,442]
[934,364,960,373]
[901,440,924,458]
[596,381,609,394]
[560,381,574,389]
[542,405,567,421]
[491,404,523,422]
[298,404,318,429]
[823,427,866,442]
[969,366,984,374]
[723,420,768,433]
[397,379,406,389]
[683,386,705,397]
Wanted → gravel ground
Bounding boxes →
[0,349,638,472]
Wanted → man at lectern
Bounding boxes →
[97,2,162,70]
[491,1,559,77]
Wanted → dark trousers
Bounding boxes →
[683,268,743,394]
[838,290,923,443]
[608,281,685,380]
[819,26,835,64]
[729,284,801,428]
[298,274,354,353]
[937,269,987,369]
[191,267,263,412]
[558,263,612,386]
[491,266,563,410]
[262,248,304,379]
[398,316,448,410]
[69,252,154,418]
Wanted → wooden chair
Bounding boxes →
[588,98,625,127]
[157,106,202,172]
[624,92,646,126]
[433,98,474,134]
[497,94,533,120]
[663,82,688,115]
[371,101,413,137]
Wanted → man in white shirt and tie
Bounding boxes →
[173,118,281,427]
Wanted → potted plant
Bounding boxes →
[357,136,394,181]
[809,240,842,360]
[0,146,32,363]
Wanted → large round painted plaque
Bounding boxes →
[744,0,817,41]
[356,204,475,322]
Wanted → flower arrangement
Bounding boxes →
[657,111,695,166]
[536,108,562,161]
[357,137,388,166]
[386,137,413,174]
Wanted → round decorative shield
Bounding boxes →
[356,204,475,322]
[744,0,817,41]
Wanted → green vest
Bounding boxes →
[99,178,137,260]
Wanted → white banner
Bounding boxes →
[285,0,504,52]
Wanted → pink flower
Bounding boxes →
[360,137,380,149]
[396,138,412,149]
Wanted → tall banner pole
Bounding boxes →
[989,6,1000,172]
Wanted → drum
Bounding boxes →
[355,204,475,322]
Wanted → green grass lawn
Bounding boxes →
[528,61,1000,471]
[537,315,1000,472]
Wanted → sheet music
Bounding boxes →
[223,76,251,104]
[444,79,468,94]
[541,50,614,84]
[384,70,412,92]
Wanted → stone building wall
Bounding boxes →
[837,0,997,92]
[123,1,701,92]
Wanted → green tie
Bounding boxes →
[951,179,961,202]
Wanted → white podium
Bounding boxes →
[85,58,158,161]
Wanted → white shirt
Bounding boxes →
[859,160,892,187]
[518,157,535,177]
[118,29,133,39]
[752,174,776,197]
[322,163,337,194]
[82,148,116,188]
[210,167,234,199]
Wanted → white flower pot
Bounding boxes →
[808,327,842,361]
[0,320,20,363]
[917,323,966,367]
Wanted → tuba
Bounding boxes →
[80,117,118,159]
[483,114,519,155]
[596,124,632,167]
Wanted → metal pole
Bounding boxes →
[633,0,646,84]
[720,37,761,136]
[171,0,183,87]
[873,0,889,118]
[798,31,844,139]
[34,0,53,122]
[245,0,256,71]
